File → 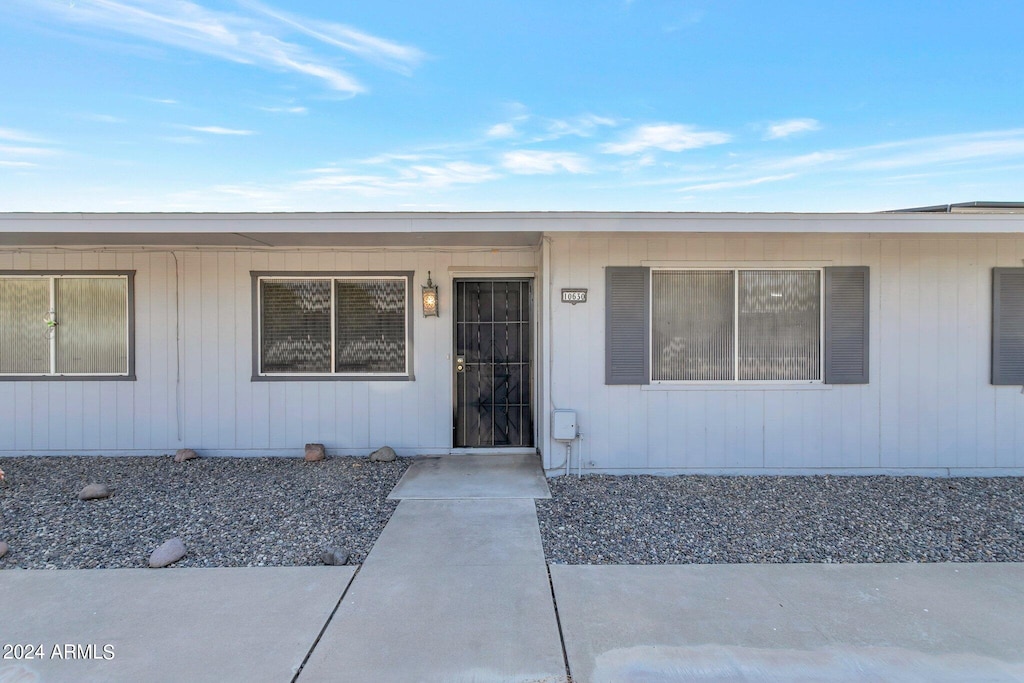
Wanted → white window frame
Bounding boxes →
[649,267,825,385]
[255,273,412,379]
[0,272,133,379]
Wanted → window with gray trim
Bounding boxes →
[257,275,410,377]
[0,273,132,377]
[651,269,822,382]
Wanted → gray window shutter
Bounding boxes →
[605,266,649,385]
[824,266,869,384]
[992,268,1024,385]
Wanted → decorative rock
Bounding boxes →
[78,483,111,501]
[369,446,397,462]
[0,541,9,560]
[321,548,350,566]
[305,443,326,462]
[174,448,198,463]
[149,538,186,568]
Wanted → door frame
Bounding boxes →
[449,269,539,452]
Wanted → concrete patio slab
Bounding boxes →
[297,562,566,683]
[551,563,1024,682]
[364,499,545,567]
[0,567,354,683]
[388,454,551,500]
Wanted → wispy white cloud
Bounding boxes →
[242,0,425,75]
[258,105,308,114]
[408,162,498,188]
[502,150,590,175]
[658,128,1024,195]
[544,114,618,139]
[15,0,423,94]
[747,128,1024,176]
[82,113,126,124]
[0,145,59,156]
[296,161,498,195]
[182,125,256,136]
[160,135,202,144]
[678,174,797,193]
[0,127,51,144]
[209,184,285,200]
[487,123,517,139]
[164,184,290,210]
[354,152,440,165]
[0,127,60,169]
[850,129,1024,170]
[485,111,617,144]
[765,118,821,139]
[754,151,846,171]
[144,97,179,105]
[602,123,731,155]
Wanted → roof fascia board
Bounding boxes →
[0,212,1022,237]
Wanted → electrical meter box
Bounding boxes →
[552,410,577,441]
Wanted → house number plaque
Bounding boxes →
[561,288,588,304]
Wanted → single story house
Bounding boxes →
[1,208,1023,475]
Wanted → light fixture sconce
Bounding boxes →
[422,271,439,317]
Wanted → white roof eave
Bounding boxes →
[0,211,1022,247]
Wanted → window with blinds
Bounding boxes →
[257,274,410,377]
[0,273,132,377]
[651,269,822,382]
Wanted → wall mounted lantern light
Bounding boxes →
[422,271,439,317]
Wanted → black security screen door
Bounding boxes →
[454,279,533,448]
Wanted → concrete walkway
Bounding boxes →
[4,455,1024,682]
[298,455,566,682]
[387,453,551,500]
[0,567,353,683]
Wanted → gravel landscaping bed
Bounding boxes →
[537,475,1024,564]
[0,456,407,569]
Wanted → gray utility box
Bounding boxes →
[552,410,578,441]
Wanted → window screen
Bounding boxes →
[737,270,820,381]
[651,269,821,382]
[652,270,734,381]
[260,279,332,373]
[258,275,409,376]
[335,279,407,373]
[0,278,50,373]
[55,278,129,374]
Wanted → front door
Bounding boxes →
[453,279,533,448]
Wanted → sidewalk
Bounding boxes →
[3,455,1024,682]
[551,562,1024,682]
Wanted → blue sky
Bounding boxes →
[1,0,1022,212]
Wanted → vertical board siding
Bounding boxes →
[4,234,1024,470]
[0,252,173,453]
[545,233,1024,472]
[0,247,537,455]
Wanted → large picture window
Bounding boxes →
[651,269,822,382]
[0,272,133,378]
[256,273,411,379]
